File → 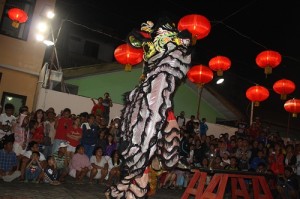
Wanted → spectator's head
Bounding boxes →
[104,92,110,99]
[229,157,238,167]
[19,105,29,115]
[202,118,206,122]
[3,140,13,152]
[58,142,68,154]
[97,97,103,103]
[190,115,195,120]
[257,150,264,158]
[4,103,15,116]
[93,146,103,156]
[47,155,55,166]
[87,114,95,124]
[75,144,84,154]
[31,151,40,160]
[33,109,45,122]
[180,111,185,117]
[27,141,39,152]
[62,108,71,118]
[284,166,294,178]
[46,108,56,120]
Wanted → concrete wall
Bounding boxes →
[36,88,237,137]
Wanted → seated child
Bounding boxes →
[43,156,60,185]
[25,151,42,183]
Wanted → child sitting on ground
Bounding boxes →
[25,151,42,183]
[43,156,60,185]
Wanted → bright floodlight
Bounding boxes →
[46,11,55,19]
[43,40,54,46]
[36,34,44,41]
[37,22,48,32]
[216,78,224,84]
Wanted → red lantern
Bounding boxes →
[8,8,28,28]
[208,56,231,76]
[284,98,300,117]
[114,44,143,72]
[256,50,281,75]
[246,85,269,106]
[273,79,296,100]
[177,14,211,45]
[187,65,213,87]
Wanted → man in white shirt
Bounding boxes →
[0,103,16,147]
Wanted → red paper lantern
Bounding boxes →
[273,79,296,100]
[187,65,213,87]
[246,85,269,106]
[114,44,143,72]
[284,98,300,117]
[8,8,28,28]
[177,14,211,45]
[256,50,281,75]
[208,56,231,76]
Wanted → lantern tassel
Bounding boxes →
[264,66,272,75]
[124,64,132,72]
[254,101,260,107]
[217,70,223,76]
[191,36,197,46]
[280,94,287,100]
[12,21,20,28]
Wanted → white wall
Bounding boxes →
[36,88,237,136]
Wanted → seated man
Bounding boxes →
[0,140,21,182]
[19,141,46,181]
[277,166,299,199]
[52,142,69,182]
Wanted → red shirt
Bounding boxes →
[55,117,73,140]
[91,104,105,116]
[32,125,44,144]
[66,126,82,147]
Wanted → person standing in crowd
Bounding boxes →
[81,114,99,159]
[185,115,195,136]
[0,140,21,182]
[200,118,208,137]
[11,108,29,159]
[0,103,16,148]
[43,108,56,160]
[91,97,105,117]
[53,108,72,153]
[66,117,82,158]
[176,111,186,130]
[102,92,113,125]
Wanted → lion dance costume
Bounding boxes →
[106,17,192,199]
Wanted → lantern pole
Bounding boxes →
[287,112,291,138]
[250,101,254,126]
[196,84,204,120]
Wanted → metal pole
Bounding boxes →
[250,101,254,126]
[196,85,204,120]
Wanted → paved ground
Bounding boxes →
[0,178,184,199]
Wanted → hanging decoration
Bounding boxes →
[208,55,231,76]
[187,65,214,87]
[246,85,269,106]
[187,65,213,119]
[284,98,300,117]
[273,79,296,100]
[7,8,28,28]
[114,43,143,71]
[255,50,281,75]
[177,14,211,45]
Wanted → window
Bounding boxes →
[1,92,27,116]
[83,40,99,58]
[0,0,36,40]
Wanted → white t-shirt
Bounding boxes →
[296,154,300,175]
[0,113,16,138]
[90,155,108,168]
[23,150,46,161]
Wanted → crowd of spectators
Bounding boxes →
[0,98,299,198]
